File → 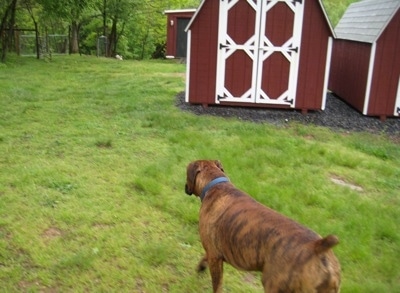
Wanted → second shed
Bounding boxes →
[329,0,400,119]
[164,9,196,59]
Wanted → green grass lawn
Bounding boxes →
[0,55,399,292]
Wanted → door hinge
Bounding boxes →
[289,47,298,53]
[293,0,303,4]
[397,107,400,114]
[284,98,294,105]
[217,95,226,101]
[220,43,229,50]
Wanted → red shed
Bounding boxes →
[329,0,400,119]
[164,9,196,58]
[185,0,335,112]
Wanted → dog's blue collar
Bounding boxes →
[201,177,229,201]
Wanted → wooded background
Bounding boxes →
[0,0,357,62]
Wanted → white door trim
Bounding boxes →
[216,0,259,104]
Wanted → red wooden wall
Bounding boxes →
[187,0,219,105]
[368,9,400,117]
[329,41,371,112]
[296,0,332,110]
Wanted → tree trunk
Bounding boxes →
[24,0,40,59]
[69,20,79,54]
[107,18,117,57]
[140,28,149,60]
[0,0,17,62]
[33,18,39,59]
[7,0,16,51]
[0,8,10,62]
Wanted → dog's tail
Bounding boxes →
[314,235,339,254]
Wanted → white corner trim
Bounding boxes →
[363,42,377,115]
[318,0,336,38]
[185,1,205,32]
[322,37,333,110]
[395,76,400,116]
[185,30,191,103]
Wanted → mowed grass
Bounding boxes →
[0,55,399,292]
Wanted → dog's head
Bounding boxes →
[185,160,225,197]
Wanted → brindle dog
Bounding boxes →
[185,160,341,293]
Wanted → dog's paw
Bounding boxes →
[196,258,208,273]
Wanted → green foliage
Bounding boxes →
[323,0,359,27]
[2,0,359,61]
[0,55,399,292]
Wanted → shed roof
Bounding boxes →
[335,0,400,43]
[185,0,335,36]
[164,9,196,15]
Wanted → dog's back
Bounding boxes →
[200,184,341,292]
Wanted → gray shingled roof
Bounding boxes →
[335,0,400,43]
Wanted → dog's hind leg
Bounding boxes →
[261,268,288,293]
[208,257,224,293]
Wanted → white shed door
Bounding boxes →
[216,0,304,106]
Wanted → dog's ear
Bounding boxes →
[214,160,224,172]
[185,161,201,195]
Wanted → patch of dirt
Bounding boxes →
[18,280,58,293]
[41,227,63,240]
[92,223,114,229]
[330,175,363,192]
[176,92,400,137]
[18,280,40,290]
[135,278,146,293]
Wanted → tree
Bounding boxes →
[21,0,41,59]
[38,0,95,54]
[94,0,200,59]
[1,0,202,61]
[103,0,139,57]
[0,0,18,62]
